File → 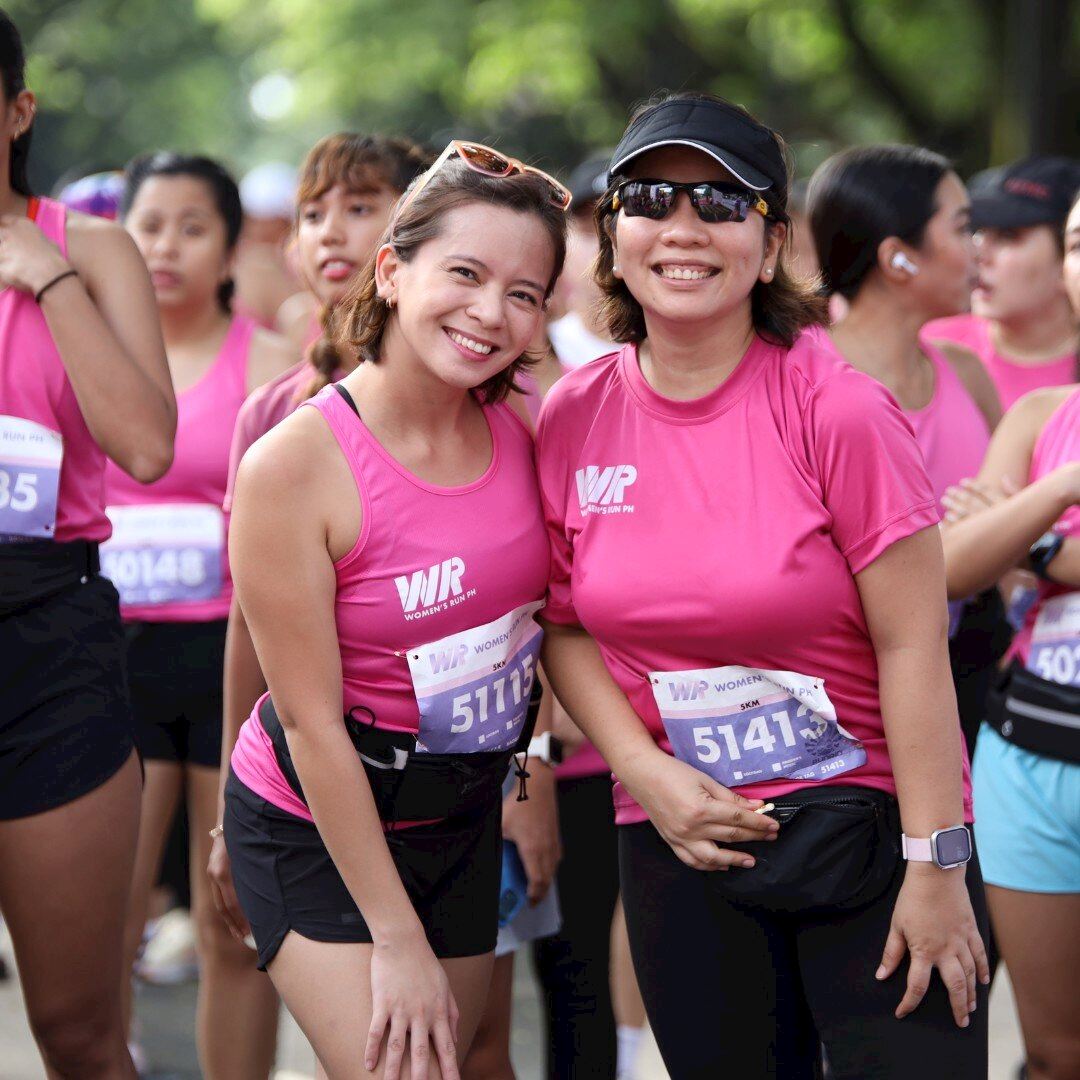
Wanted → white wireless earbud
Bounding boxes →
[890,252,919,276]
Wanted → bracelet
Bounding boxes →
[34,268,78,304]
[209,825,224,839]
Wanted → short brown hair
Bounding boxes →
[594,92,827,347]
[339,156,568,404]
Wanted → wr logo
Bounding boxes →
[394,557,465,613]
[575,464,637,510]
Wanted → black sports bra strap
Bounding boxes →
[333,383,360,417]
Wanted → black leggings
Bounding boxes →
[620,821,989,1080]
[532,773,620,1078]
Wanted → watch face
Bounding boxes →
[934,827,972,867]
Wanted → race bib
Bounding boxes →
[1027,592,1080,687]
[406,601,544,754]
[649,665,867,788]
[100,503,224,607]
[0,415,63,542]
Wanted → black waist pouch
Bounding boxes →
[707,786,901,914]
[258,680,542,823]
[986,662,1080,765]
[0,539,100,617]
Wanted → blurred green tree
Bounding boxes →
[9,0,1078,192]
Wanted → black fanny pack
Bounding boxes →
[257,680,542,824]
[707,786,902,914]
[986,662,1080,765]
[0,539,100,617]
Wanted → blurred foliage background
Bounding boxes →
[9,0,1079,192]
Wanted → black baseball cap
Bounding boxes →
[969,156,1080,230]
[608,96,788,202]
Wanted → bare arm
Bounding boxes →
[0,210,175,481]
[856,526,988,1026]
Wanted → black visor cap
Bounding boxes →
[608,98,788,205]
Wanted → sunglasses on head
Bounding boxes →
[397,140,573,221]
[613,179,770,224]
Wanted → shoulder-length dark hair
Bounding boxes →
[807,144,952,301]
[339,155,567,404]
[0,9,32,196]
[594,91,827,347]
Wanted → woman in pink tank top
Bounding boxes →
[940,193,1080,1080]
[0,13,175,1077]
[224,148,567,1077]
[923,157,1080,410]
[808,144,1006,761]
[104,153,296,1075]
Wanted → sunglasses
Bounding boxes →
[397,140,573,220]
[613,179,770,224]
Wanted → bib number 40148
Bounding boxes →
[452,655,535,733]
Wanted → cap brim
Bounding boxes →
[970,193,1061,230]
[608,139,771,191]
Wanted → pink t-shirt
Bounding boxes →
[924,314,1076,411]
[103,317,254,622]
[1010,386,1080,666]
[536,335,973,825]
[231,385,550,820]
[0,198,112,543]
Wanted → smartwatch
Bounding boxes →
[1029,531,1065,580]
[901,826,972,870]
[526,731,563,767]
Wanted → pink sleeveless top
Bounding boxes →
[924,314,1076,410]
[231,384,550,820]
[103,316,254,622]
[906,344,992,509]
[0,197,112,543]
[1011,387,1080,666]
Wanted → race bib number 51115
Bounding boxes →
[650,665,866,788]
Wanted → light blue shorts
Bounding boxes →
[972,724,1080,893]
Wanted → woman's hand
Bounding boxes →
[621,749,778,871]
[0,213,71,295]
[502,760,562,904]
[365,929,461,1080]
[207,834,251,944]
[941,476,1015,525]
[876,865,990,1027]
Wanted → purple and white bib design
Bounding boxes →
[406,601,544,754]
[100,503,224,606]
[650,664,866,788]
[1027,592,1080,687]
[0,415,63,542]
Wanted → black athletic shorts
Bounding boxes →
[224,770,502,970]
[125,619,226,766]
[0,573,135,820]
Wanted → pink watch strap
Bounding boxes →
[901,834,933,861]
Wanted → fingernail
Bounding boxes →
[981,974,991,985]
[741,859,755,868]
[961,1016,969,1028]
[875,966,886,980]
[969,1000,977,1012]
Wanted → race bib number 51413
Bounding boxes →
[650,665,866,788]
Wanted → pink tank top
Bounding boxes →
[924,314,1076,411]
[1011,387,1080,668]
[102,316,254,622]
[231,384,550,820]
[906,344,991,509]
[0,197,112,544]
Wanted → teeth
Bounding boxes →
[447,330,493,355]
[659,266,713,280]
[323,260,352,272]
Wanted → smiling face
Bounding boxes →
[296,181,399,307]
[125,174,233,311]
[972,223,1066,322]
[611,145,784,334]
[375,201,556,392]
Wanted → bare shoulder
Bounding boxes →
[1004,384,1074,432]
[247,324,301,391]
[64,211,145,277]
[932,339,1002,428]
[237,405,337,499]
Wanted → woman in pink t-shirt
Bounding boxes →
[941,193,1080,1080]
[537,92,989,1078]
[0,13,175,1077]
[807,144,1007,762]
[924,157,1080,410]
[223,150,568,1078]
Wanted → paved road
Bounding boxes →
[0,933,1024,1079]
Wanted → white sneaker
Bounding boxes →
[134,907,198,985]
